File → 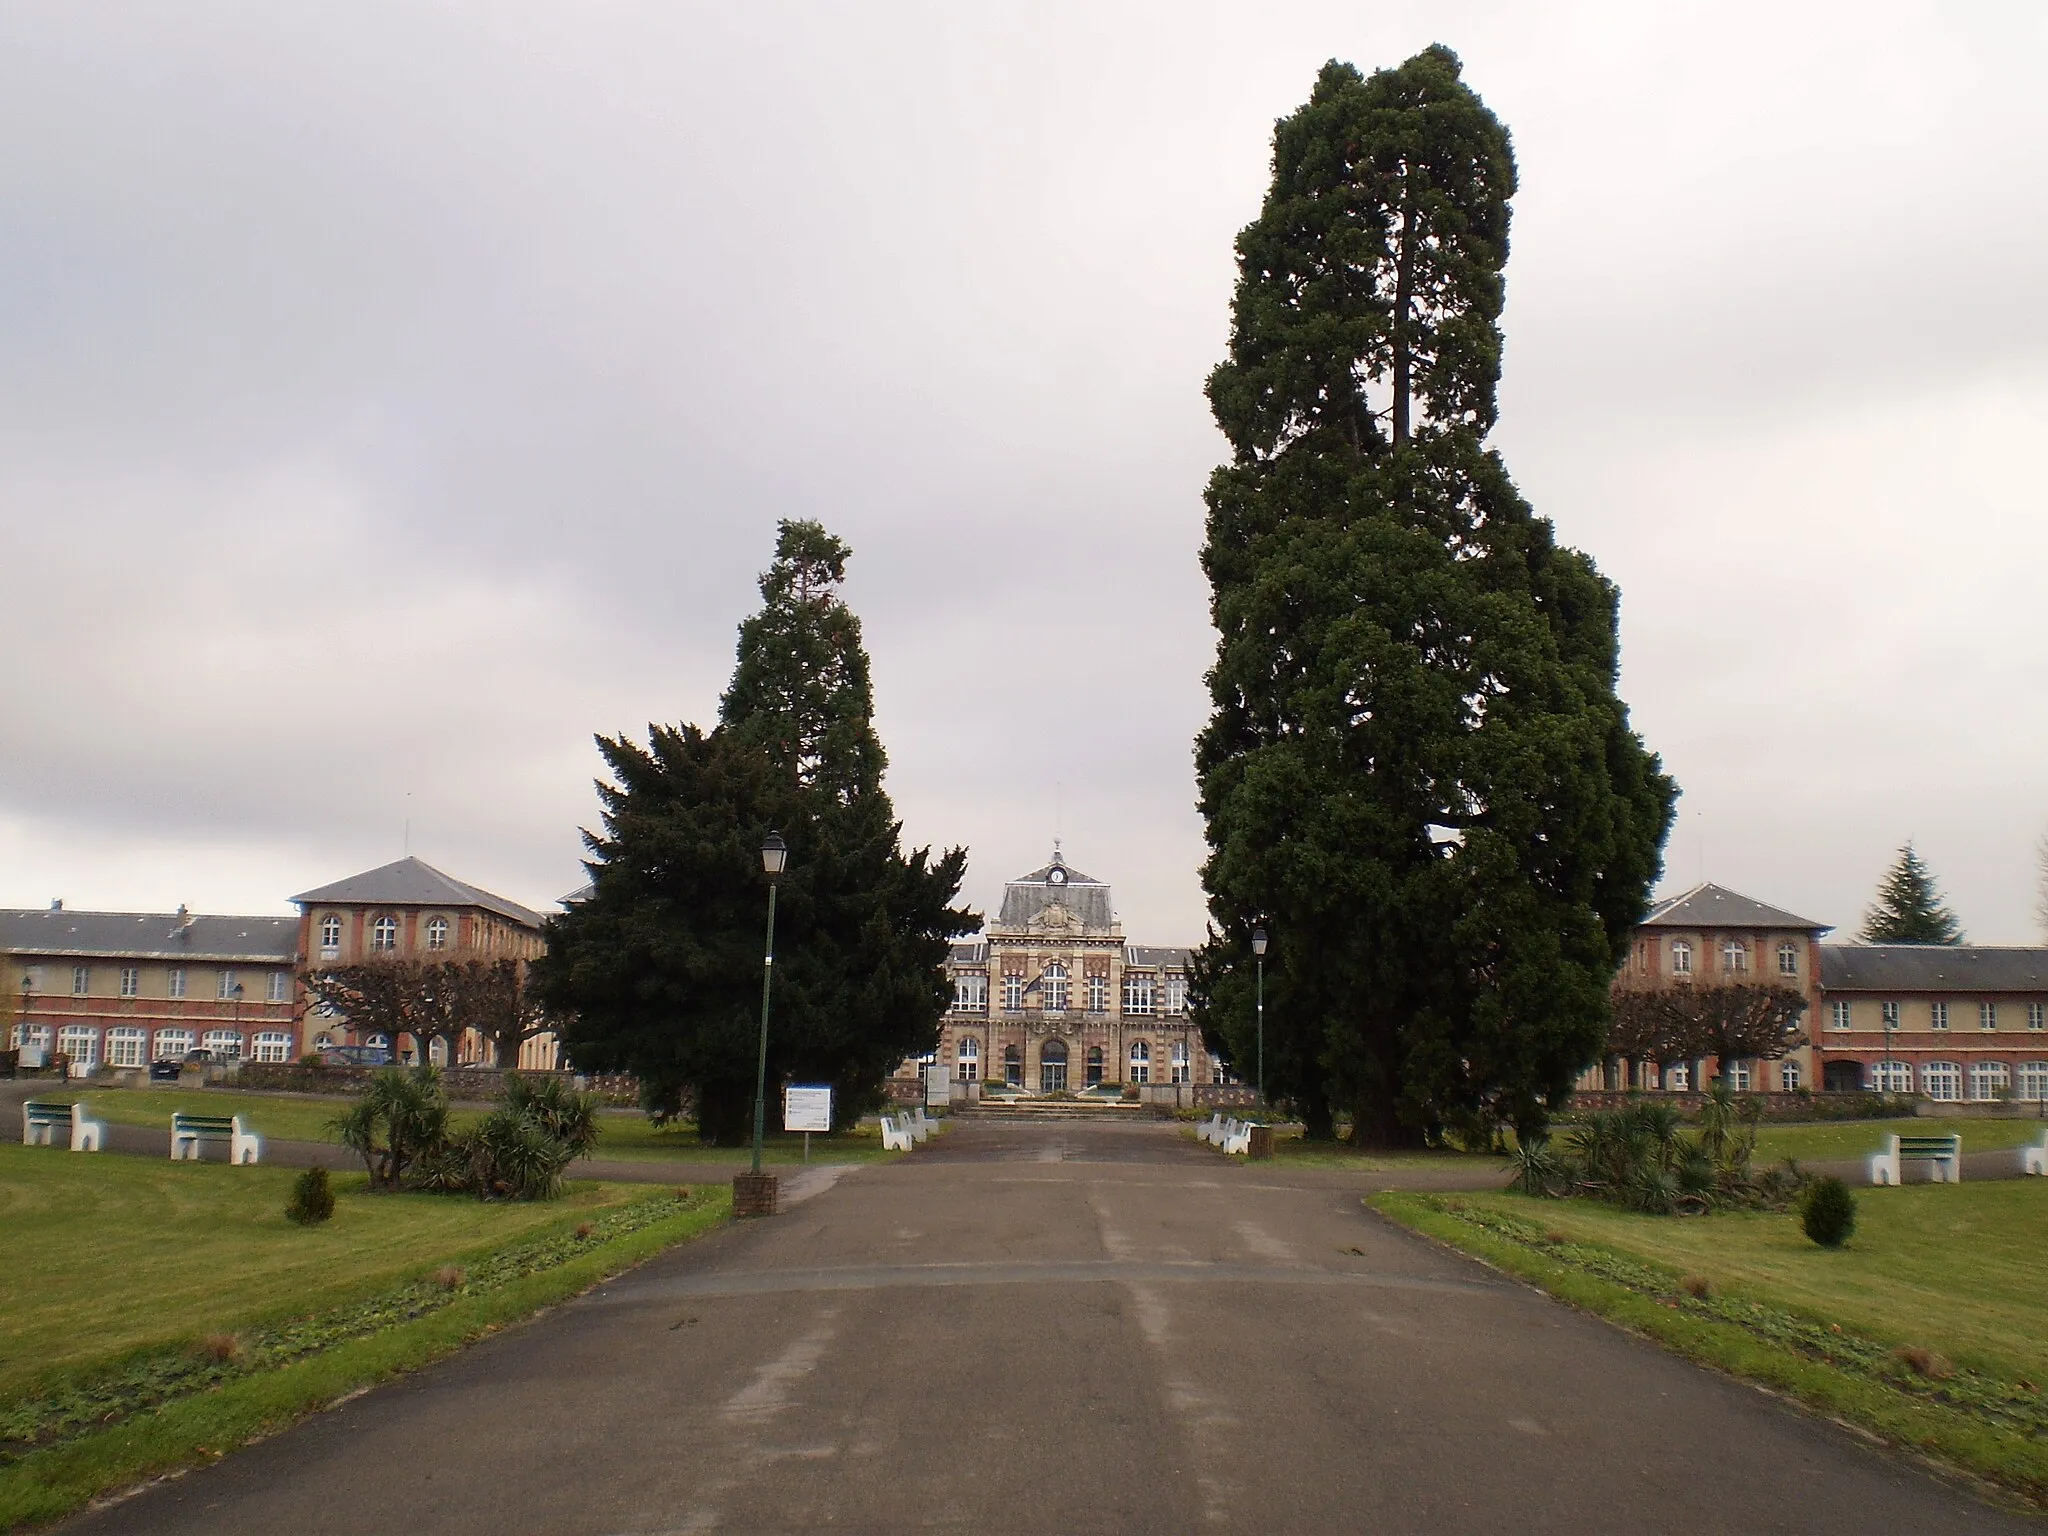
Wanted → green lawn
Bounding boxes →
[1751,1117,2047,1165]
[1443,1181,2048,1382]
[0,1143,653,1403]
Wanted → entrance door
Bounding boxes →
[1040,1039,1068,1093]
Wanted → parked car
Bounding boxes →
[148,1059,182,1082]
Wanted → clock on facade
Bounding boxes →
[1047,865,1067,887]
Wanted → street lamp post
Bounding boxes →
[1883,1007,1897,1103]
[1251,927,1267,1106]
[747,832,789,1184]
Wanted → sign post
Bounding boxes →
[783,1085,833,1163]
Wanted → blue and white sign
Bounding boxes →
[782,1085,833,1133]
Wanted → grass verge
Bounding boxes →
[0,1186,728,1531]
[1370,1188,2048,1509]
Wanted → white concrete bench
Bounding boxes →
[22,1099,104,1152]
[2022,1132,2047,1177]
[1868,1132,1959,1186]
[1222,1121,1254,1156]
[1196,1113,1225,1144]
[171,1111,262,1164]
[906,1107,935,1142]
[880,1115,915,1152]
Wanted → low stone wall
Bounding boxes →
[204,1064,641,1106]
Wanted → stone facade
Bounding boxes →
[895,851,1225,1102]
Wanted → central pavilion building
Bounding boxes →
[897,849,1221,1101]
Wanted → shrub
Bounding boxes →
[285,1165,336,1226]
[1892,1344,1952,1380]
[1679,1274,1711,1299]
[200,1333,241,1363]
[433,1264,465,1291]
[1800,1176,1857,1247]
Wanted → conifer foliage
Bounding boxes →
[1193,48,1675,1147]
[1859,842,1964,944]
[536,521,974,1142]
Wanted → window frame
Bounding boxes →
[1930,1001,1950,1030]
[154,1028,194,1062]
[318,914,343,959]
[1042,963,1069,1013]
[106,1026,147,1067]
[252,1031,293,1064]
[1968,1060,2010,1101]
[1980,1001,1998,1031]
[1128,1039,1151,1084]
[1830,1000,1852,1030]
[1777,942,1798,976]
[167,967,187,999]
[71,965,91,997]
[1670,940,1692,976]
[1921,1060,1961,1102]
[424,916,450,951]
[370,915,399,953]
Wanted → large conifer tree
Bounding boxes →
[1193,48,1675,1146]
[538,521,974,1140]
[1860,842,1964,944]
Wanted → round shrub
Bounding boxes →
[1800,1176,1856,1247]
[286,1165,336,1226]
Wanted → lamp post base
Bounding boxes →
[732,1170,780,1218]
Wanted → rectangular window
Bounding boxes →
[268,971,290,1003]
[252,1031,293,1063]
[953,972,986,1013]
[1930,1001,1949,1030]
[2032,1003,2046,1031]
[1164,974,1188,1015]
[1086,975,1108,1013]
[1728,1060,1753,1092]
[1830,1000,1852,1030]
[1671,942,1692,976]
[72,966,91,996]
[1980,1002,1997,1031]
[1778,1060,1801,1092]
[1777,942,1798,976]
[1881,1000,1900,1028]
[120,967,140,998]
[1002,974,1024,1011]
[167,967,186,999]
[1123,974,1155,1015]
[217,969,240,1001]
[21,965,42,994]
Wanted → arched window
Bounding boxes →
[1969,1061,2010,1101]
[1777,942,1798,975]
[425,916,450,951]
[955,1035,980,1081]
[371,916,399,952]
[1040,1038,1068,1093]
[58,1024,101,1067]
[318,914,342,958]
[1778,1060,1801,1092]
[1721,940,1748,975]
[1042,963,1068,1012]
[201,1029,243,1061]
[1670,941,1692,976]
[1921,1060,1961,1102]
[1727,1059,1753,1091]
[106,1027,147,1067]
[154,1028,194,1062]
[1129,1039,1151,1085]
[1872,1059,1912,1095]
[1086,1046,1104,1085]
[1002,1043,1022,1086]
[2018,1061,2048,1102]
[252,1032,293,1063]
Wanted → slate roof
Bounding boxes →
[949,942,988,965]
[1124,946,1191,969]
[0,909,297,962]
[1819,944,2048,993]
[994,852,1117,933]
[1640,883,1830,934]
[291,857,545,930]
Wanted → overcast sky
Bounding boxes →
[3,2,2045,945]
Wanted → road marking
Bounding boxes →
[722,1308,841,1426]
[1231,1219,1296,1262]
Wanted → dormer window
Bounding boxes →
[425,916,449,951]
[371,915,399,953]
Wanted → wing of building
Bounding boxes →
[895,849,1229,1105]
[1604,881,2048,1103]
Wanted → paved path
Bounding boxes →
[58,1117,2028,1534]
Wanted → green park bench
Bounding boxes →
[21,1099,105,1152]
[170,1111,262,1165]
[1868,1132,1960,1186]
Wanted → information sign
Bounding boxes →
[783,1085,833,1133]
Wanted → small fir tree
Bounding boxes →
[1859,843,1963,944]
[285,1165,336,1225]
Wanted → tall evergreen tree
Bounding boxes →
[537,521,974,1141]
[1193,48,1675,1147]
[1860,842,1963,944]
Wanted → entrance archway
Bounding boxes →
[1040,1039,1068,1093]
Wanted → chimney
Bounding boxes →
[49,898,62,912]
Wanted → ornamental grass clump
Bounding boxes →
[1512,1088,1805,1215]
[1800,1176,1857,1248]
[284,1165,336,1226]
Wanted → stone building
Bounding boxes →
[3,903,300,1073]
[899,850,1221,1101]
[291,856,559,1068]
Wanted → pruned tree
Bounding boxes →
[538,521,976,1143]
[438,957,551,1069]
[1606,984,1807,1082]
[1193,48,1675,1148]
[302,959,441,1063]
[1860,842,1964,945]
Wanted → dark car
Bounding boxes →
[148,1059,182,1082]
